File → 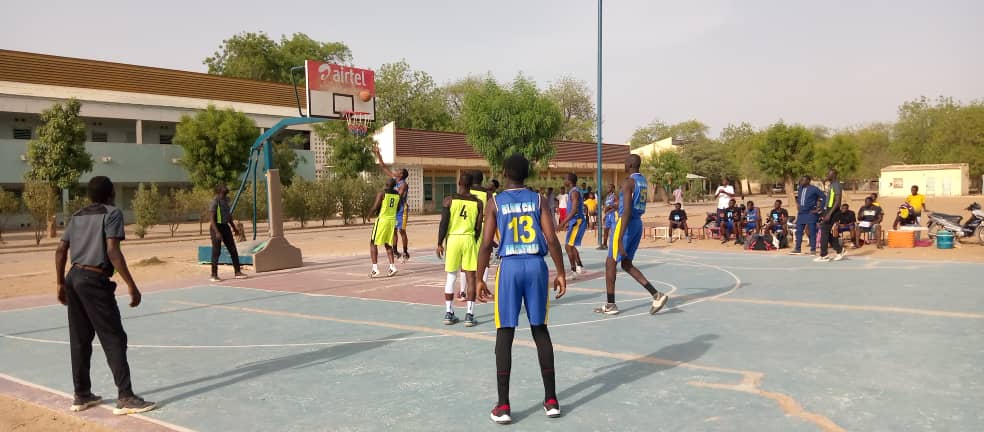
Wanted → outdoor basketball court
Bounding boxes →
[1,247,982,431]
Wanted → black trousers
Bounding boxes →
[211,223,241,275]
[66,268,134,398]
[820,217,843,257]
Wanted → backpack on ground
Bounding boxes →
[749,234,775,251]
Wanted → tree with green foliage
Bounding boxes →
[356,177,384,224]
[680,140,738,190]
[132,183,161,239]
[892,96,984,178]
[314,121,376,178]
[283,177,315,227]
[25,98,93,190]
[629,120,669,149]
[443,75,485,131]
[272,135,307,187]
[333,178,360,224]
[23,181,58,245]
[204,32,352,84]
[461,76,563,172]
[545,75,595,142]
[375,60,452,131]
[161,189,192,237]
[643,151,690,203]
[0,187,20,243]
[311,178,337,226]
[813,134,861,180]
[721,122,765,193]
[756,122,816,202]
[232,182,268,226]
[173,188,214,236]
[845,123,894,179]
[174,105,259,190]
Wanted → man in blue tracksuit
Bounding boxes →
[791,176,824,255]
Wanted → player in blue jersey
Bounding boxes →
[601,184,617,250]
[476,154,567,425]
[372,147,411,262]
[560,173,587,279]
[595,154,669,316]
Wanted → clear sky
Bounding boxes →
[3,0,981,143]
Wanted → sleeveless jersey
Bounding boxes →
[379,192,400,219]
[496,188,548,257]
[470,188,488,206]
[448,197,479,236]
[745,208,759,223]
[568,189,585,220]
[617,173,648,219]
[395,179,407,211]
[605,192,616,209]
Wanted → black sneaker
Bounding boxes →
[402,251,410,263]
[113,395,156,415]
[650,292,669,315]
[70,393,102,412]
[393,251,403,261]
[490,404,512,424]
[443,312,459,325]
[464,313,477,327]
[543,398,562,418]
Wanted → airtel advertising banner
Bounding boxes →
[306,61,375,96]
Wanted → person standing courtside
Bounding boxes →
[55,176,156,415]
[791,176,823,255]
[816,169,847,262]
[476,154,567,424]
[594,155,669,315]
[209,184,247,282]
[714,178,735,212]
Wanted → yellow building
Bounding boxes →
[878,163,970,197]
[629,137,678,159]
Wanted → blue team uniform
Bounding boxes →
[604,193,617,229]
[744,208,759,232]
[394,179,408,229]
[609,173,648,262]
[565,189,587,247]
[494,188,550,329]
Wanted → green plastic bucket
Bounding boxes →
[936,230,955,249]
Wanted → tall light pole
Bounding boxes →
[595,0,605,248]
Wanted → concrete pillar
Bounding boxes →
[135,119,143,144]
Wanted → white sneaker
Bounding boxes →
[209,276,222,282]
[568,271,579,280]
[813,255,832,263]
[387,267,398,277]
[592,303,620,315]
[833,250,847,261]
[368,269,381,278]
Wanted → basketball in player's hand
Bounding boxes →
[359,90,372,102]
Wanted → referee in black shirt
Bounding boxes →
[56,176,155,415]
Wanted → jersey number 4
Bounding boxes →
[507,215,536,243]
[459,207,468,219]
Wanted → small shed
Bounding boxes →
[878,163,969,197]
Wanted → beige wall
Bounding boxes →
[879,167,969,197]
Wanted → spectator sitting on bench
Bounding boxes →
[893,203,919,230]
[857,196,884,248]
[834,203,859,249]
[742,200,762,244]
[668,202,690,243]
[720,198,740,245]
[768,200,789,241]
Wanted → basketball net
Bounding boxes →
[342,111,371,137]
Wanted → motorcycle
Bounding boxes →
[926,202,984,243]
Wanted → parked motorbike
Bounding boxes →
[926,202,984,243]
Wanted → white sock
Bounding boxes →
[389,264,397,271]
[459,271,466,294]
[372,264,378,272]
[467,301,475,315]
[445,300,453,313]
[483,268,490,283]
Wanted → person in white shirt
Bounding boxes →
[557,187,569,228]
[715,178,735,210]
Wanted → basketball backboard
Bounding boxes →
[304,60,375,120]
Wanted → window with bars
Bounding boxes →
[13,128,31,140]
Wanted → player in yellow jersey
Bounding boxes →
[436,174,483,326]
[368,178,400,278]
[457,170,491,301]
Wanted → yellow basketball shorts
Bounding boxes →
[445,234,478,272]
[372,218,396,246]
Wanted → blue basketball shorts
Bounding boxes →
[565,217,587,247]
[609,217,643,263]
[494,255,549,329]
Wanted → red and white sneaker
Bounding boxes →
[490,404,512,424]
[543,398,562,418]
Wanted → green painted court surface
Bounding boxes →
[1,248,982,431]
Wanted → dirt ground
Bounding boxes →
[0,193,981,431]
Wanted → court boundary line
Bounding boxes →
[0,372,195,432]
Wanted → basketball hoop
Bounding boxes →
[342,111,371,137]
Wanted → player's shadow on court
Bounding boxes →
[514,334,718,420]
[619,283,746,315]
[143,332,413,405]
